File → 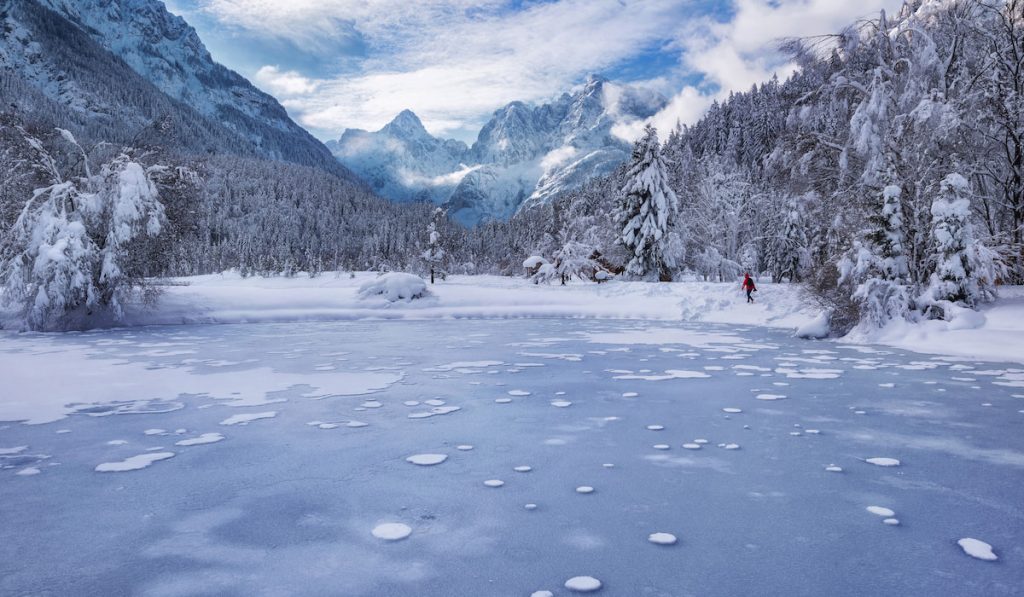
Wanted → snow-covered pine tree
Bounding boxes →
[553,239,597,285]
[422,207,446,284]
[838,180,912,327]
[618,125,678,281]
[920,173,1001,318]
[1,130,167,330]
[769,194,811,282]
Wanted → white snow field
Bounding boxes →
[1,280,1023,595]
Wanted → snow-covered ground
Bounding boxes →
[109,272,1024,365]
[1,318,1022,596]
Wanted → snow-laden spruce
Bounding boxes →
[421,207,447,284]
[617,125,681,281]
[1,129,170,330]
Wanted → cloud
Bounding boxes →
[191,0,905,142]
[253,66,321,97]
[633,0,905,142]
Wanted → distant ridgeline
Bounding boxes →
[1,0,1022,334]
[328,75,665,227]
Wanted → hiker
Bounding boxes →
[742,273,757,303]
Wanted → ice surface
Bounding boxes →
[1,318,1022,596]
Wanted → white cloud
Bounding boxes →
[253,66,321,97]
[630,0,905,143]
[193,0,906,142]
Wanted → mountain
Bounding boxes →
[326,110,470,203]
[330,76,666,226]
[0,0,352,178]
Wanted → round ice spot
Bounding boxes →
[514,465,532,472]
[551,400,572,408]
[722,408,742,413]
[525,503,538,510]
[406,453,448,466]
[653,444,670,450]
[318,423,338,429]
[602,463,615,468]
[361,400,383,409]
[825,465,843,473]
[805,429,821,435]
[622,392,638,398]
[372,523,412,541]
[646,425,665,431]
[495,398,513,404]
[424,399,446,406]
[682,443,701,450]
[564,576,602,592]
[484,479,505,487]
[723,443,740,450]
[694,439,708,445]
[403,400,420,406]
[867,506,895,517]
[575,486,595,494]
[958,538,998,561]
[756,394,786,401]
[866,457,901,467]
[531,591,554,597]
[790,431,802,436]
[555,391,566,395]
[456,444,474,451]
[648,532,677,545]
[508,390,531,396]
[883,518,900,526]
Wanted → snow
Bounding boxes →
[865,457,901,467]
[957,538,998,561]
[867,506,896,517]
[220,412,277,426]
[371,523,412,541]
[174,433,224,446]
[648,532,678,545]
[564,576,603,592]
[95,451,175,472]
[406,453,448,466]
[357,273,429,303]
[483,479,505,487]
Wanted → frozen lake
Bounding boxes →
[1,318,1022,596]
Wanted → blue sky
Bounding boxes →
[165,0,903,143]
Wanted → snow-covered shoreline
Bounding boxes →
[5,272,1023,364]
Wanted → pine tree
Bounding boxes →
[618,125,678,281]
[422,207,446,284]
[921,173,1001,317]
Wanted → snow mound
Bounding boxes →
[372,523,412,541]
[796,312,831,339]
[406,453,448,466]
[957,538,997,561]
[357,273,429,303]
[564,576,602,592]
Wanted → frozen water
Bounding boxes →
[564,576,602,592]
[1,318,1021,596]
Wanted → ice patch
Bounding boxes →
[575,486,595,494]
[371,523,412,541]
[957,538,997,561]
[175,433,224,446]
[867,506,896,517]
[16,467,41,476]
[614,370,710,381]
[755,394,786,401]
[648,532,677,545]
[508,390,531,396]
[722,408,742,413]
[484,479,504,487]
[95,452,175,472]
[865,457,901,467]
[220,412,277,426]
[564,576,602,592]
[551,400,572,408]
[406,454,447,466]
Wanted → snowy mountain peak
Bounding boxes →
[332,77,667,226]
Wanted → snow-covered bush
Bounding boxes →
[357,272,429,302]
[1,130,168,330]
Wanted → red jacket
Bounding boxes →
[742,276,756,291]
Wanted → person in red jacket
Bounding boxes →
[742,273,757,303]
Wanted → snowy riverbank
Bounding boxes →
[5,272,1024,364]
